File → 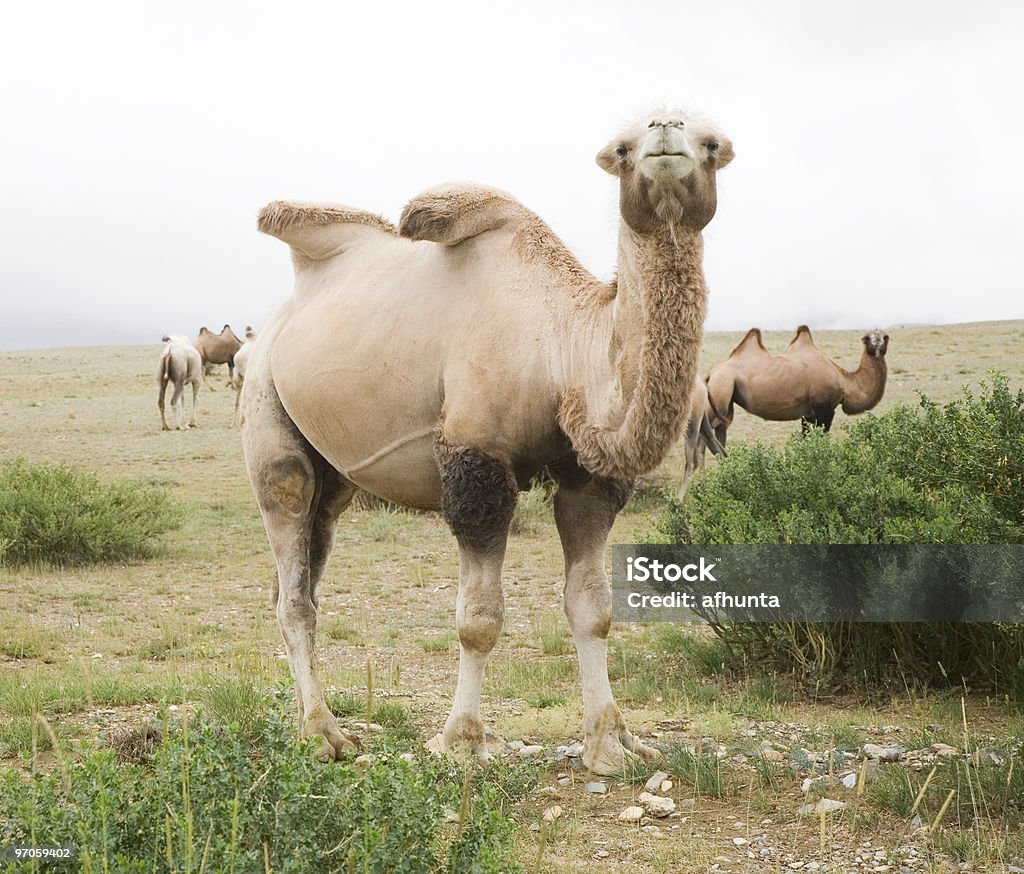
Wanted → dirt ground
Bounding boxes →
[1,321,1022,872]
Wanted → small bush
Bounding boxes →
[0,459,184,567]
[0,699,522,873]
[656,375,1024,693]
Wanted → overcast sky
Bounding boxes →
[2,0,1021,351]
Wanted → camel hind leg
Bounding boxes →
[552,462,660,775]
[157,372,171,431]
[432,438,517,763]
[188,377,200,428]
[242,369,358,762]
[169,376,187,430]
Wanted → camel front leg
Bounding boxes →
[553,468,660,775]
[440,546,507,761]
[434,440,517,763]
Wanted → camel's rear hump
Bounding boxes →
[257,201,397,261]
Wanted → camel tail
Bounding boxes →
[257,201,398,260]
[157,343,172,386]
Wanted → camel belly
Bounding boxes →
[269,236,562,507]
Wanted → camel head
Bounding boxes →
[862,329,889,358]
[596,111,733,235]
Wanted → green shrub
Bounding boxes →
[0,459,184,567]
[656,375,1024,692]
[0,700,522,873]
[662,375,1024,545]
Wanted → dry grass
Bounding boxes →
[1,322,1022,872]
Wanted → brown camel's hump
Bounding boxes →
[785,325,817,349]
[729,328,765,355]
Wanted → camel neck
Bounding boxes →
[842,350,887,414]
[558,225,708,480]
[611,227,706,404]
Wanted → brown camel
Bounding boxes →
[241,110,733,774]
[193,324,243,389]
[676,377,726,498]
[157,334,202,430]
[706,325,889,444]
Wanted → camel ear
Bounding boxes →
[596,144,623,176]
[715,137,735,170]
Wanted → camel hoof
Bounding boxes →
[425,728,511,766]
[304,713,359,762]
[584,735,662,776]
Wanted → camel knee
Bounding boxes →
[277,590,317,632]
[457,598,504,654]
[435,441,517,552]
[564,565,612,640]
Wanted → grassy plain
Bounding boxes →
[1,321,1022,872]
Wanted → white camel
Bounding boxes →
[232,326,257,426]
[157,334,202,430]
[242,110,733,774]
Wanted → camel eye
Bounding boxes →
[706,141,719,152]
[615,145,629,158]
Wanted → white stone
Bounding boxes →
[619,806,644,822]
[929,743,959,758]
[863,743,904,762]
[644,770,670,792]
[585,781,608,794]
[638,792,676,817]
[519,744,544,757]
[798,798,847,816]
[543,805,562,822]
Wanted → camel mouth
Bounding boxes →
[639,153,694,182]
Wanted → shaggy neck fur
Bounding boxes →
[840,349,888,414]
[559,225,707,480]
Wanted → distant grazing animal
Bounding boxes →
[241,109,734,774]
[706,326,889,444]
[193,324,243,389]
[157,334,202,430]
[677,377,726,498]
[232,326,258,426]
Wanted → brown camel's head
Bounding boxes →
[597,110,733,235]
[862,330,890,358]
